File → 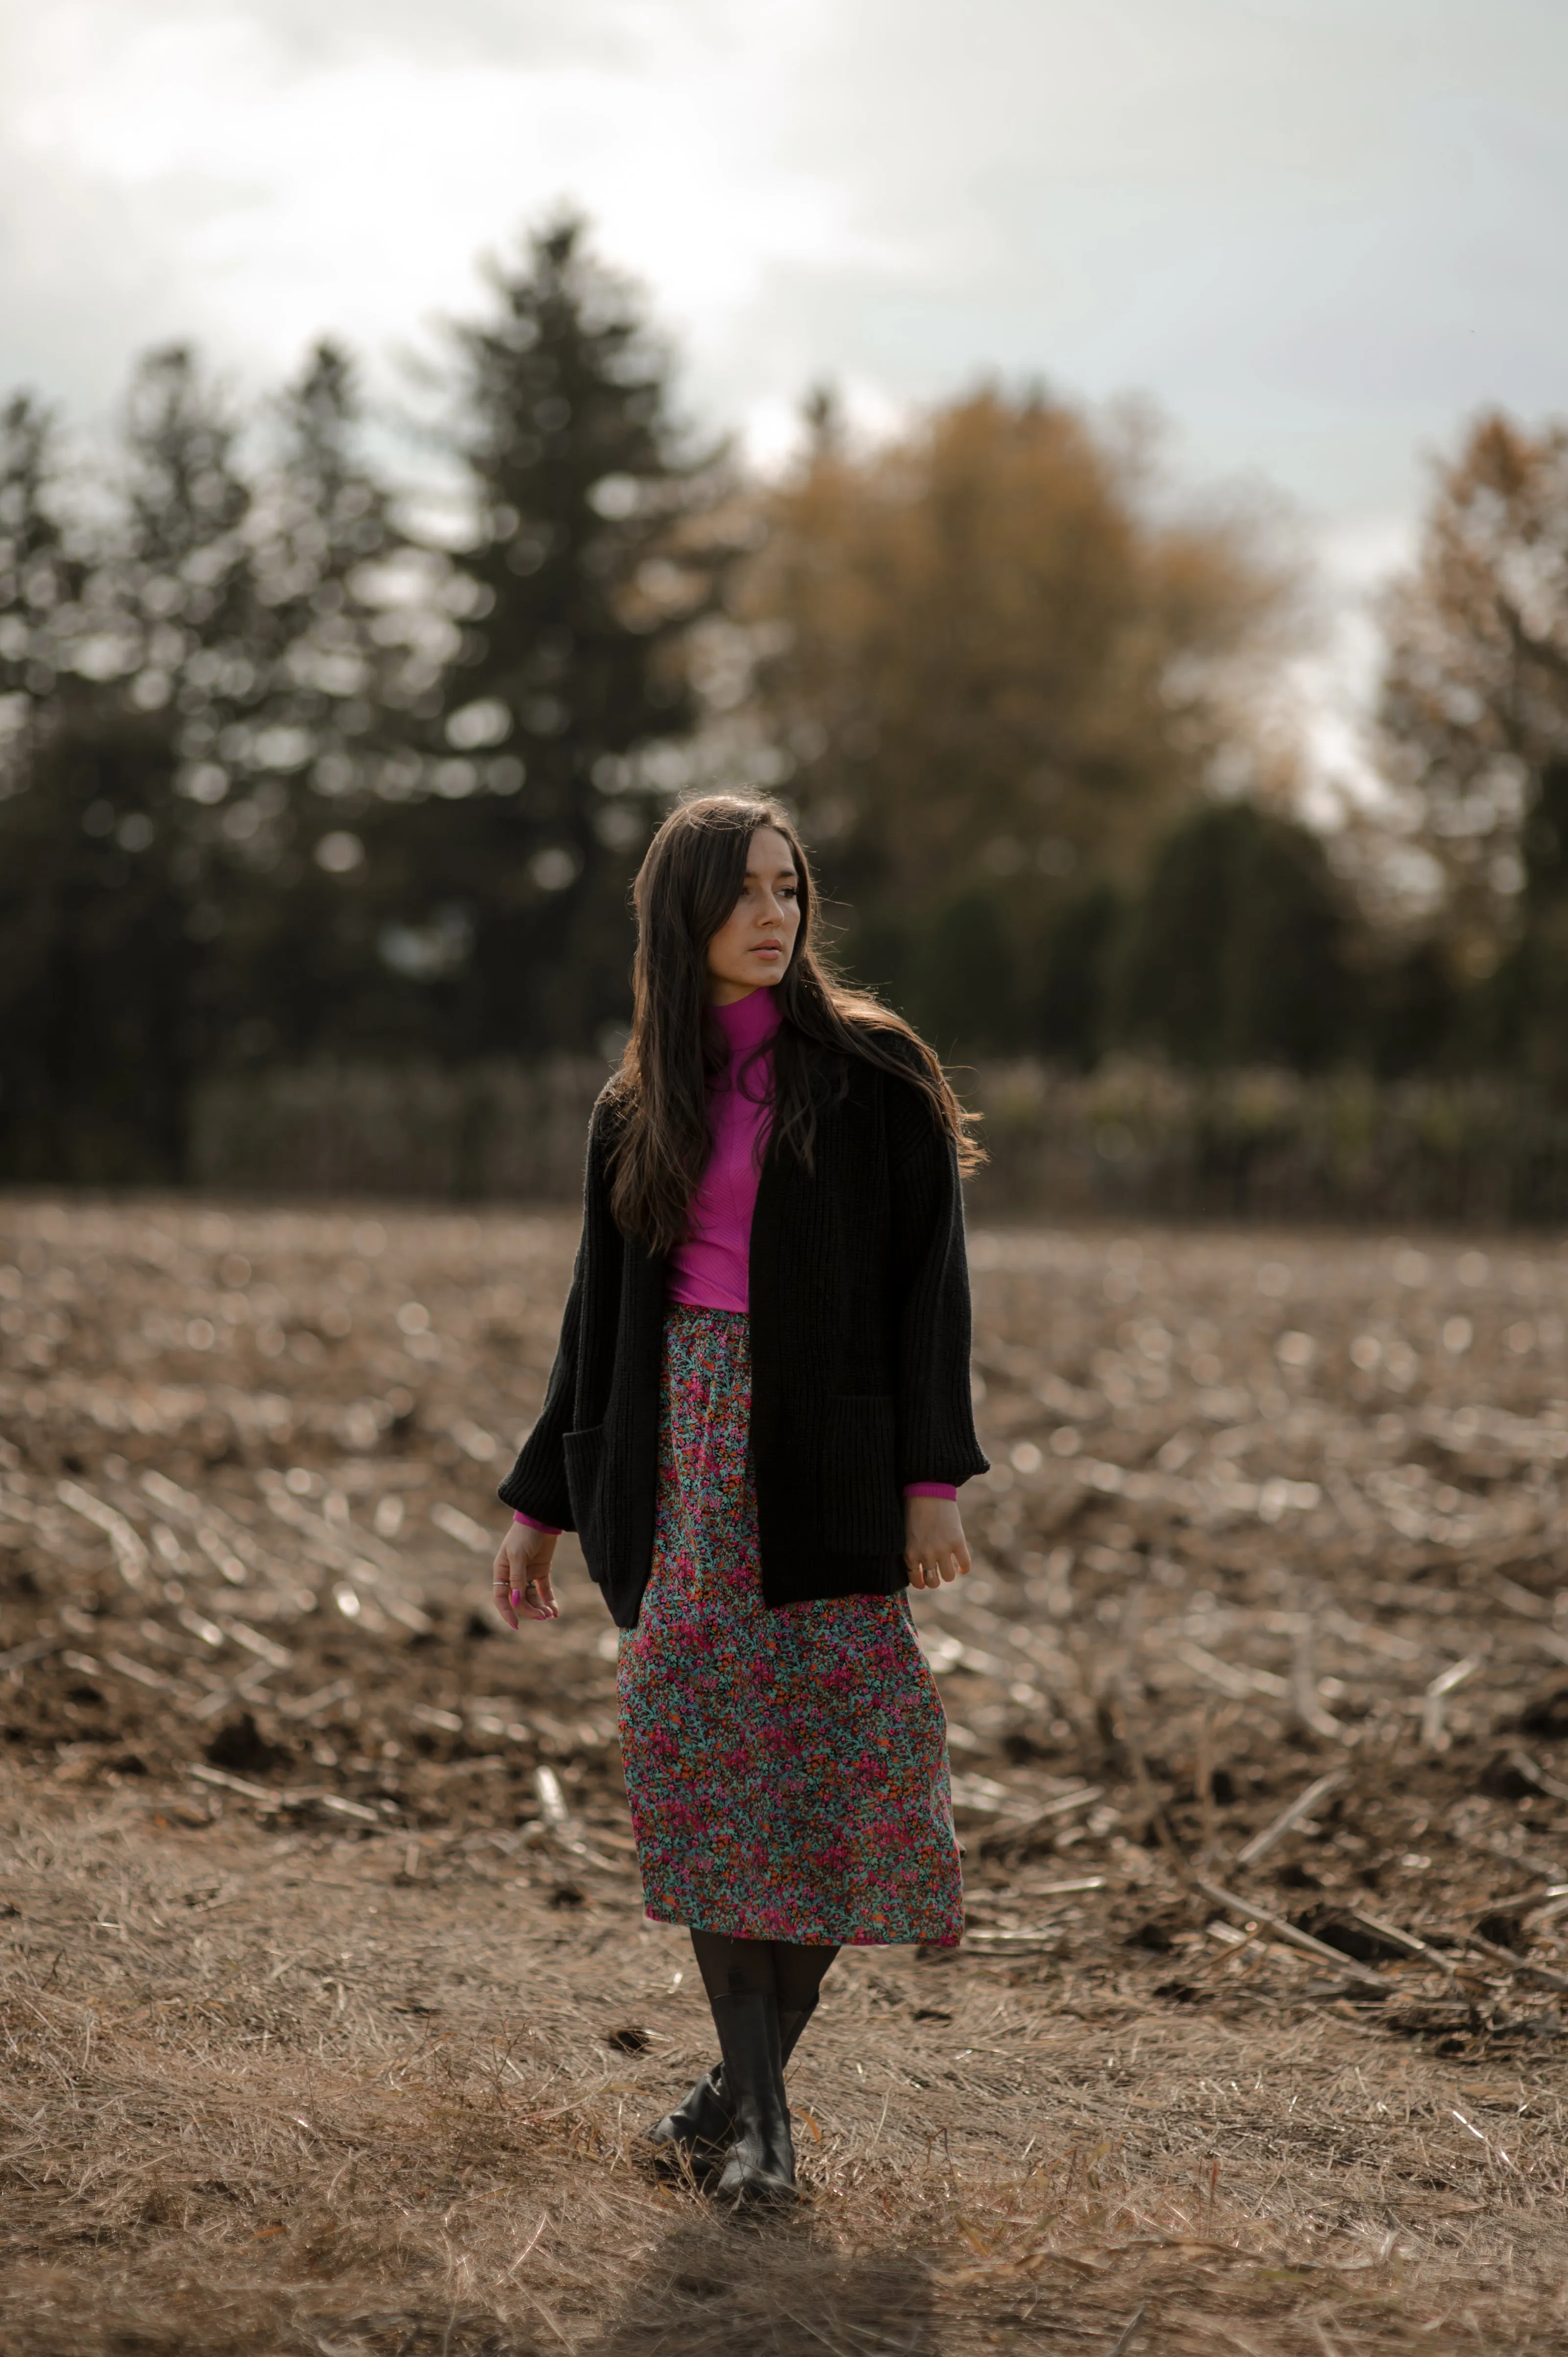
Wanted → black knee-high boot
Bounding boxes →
[709,1989,795,2202]
[649,1996,818,2168]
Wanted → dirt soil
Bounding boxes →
[4,1196,1568,2355]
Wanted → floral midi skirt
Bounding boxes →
[616,1303,964,1946]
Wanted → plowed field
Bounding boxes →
[4,1197,1568,2355]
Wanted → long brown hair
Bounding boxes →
[606,792,983,1251]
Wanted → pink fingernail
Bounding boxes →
[511,1589,522,1607]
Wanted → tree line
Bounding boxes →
[1,214,1565,1182]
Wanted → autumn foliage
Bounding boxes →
[744,391,1301,1044]
[4,212,1568,1185]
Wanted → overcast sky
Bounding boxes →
[4,0,1567,769]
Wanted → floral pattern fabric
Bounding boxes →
[617,1304,964,1946]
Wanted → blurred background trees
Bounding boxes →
[1378,415,1568,972]
[1,213,1567,1186]
[0,220,736,1176]
[380,214,738,1062]
[1110,801,1351,1073]
[744,386,1301,1055]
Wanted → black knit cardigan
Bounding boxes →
[496,1031,990,1629]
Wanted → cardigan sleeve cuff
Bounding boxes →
[514,1509,563,1536]
[902,1481,958,1501]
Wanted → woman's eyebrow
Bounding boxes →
[744,867,798,884]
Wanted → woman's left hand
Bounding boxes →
[904,1496,971,1590]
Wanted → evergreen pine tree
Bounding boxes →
[1112,801,1352,1070]
[0,407,194,1175]
[1364,937,1463,1079]
[393,214,733,1056]
[211,340,411,1062]
[251,339,398,800]
[1491,759,1568,1094]
[901,889,1021,1058]
[0,705,204,1179]
[0,395,79,730]
[112,342,257,955]
[1031,880,1124,1067]
[0,347,313,1173]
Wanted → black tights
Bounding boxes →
[689,1930,838,2018]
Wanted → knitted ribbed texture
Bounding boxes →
[498,1030,989,1628]
[665,982,780,1315]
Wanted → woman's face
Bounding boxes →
[705,826,800,1002]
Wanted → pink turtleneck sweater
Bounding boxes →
[667,982,783,1315]
[515,986,956,1533]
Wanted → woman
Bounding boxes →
[490,793,988,2204]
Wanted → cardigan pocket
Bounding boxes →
[821,1393,905,1556]
[563,1424,607,1567]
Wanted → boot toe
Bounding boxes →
[647,2068,731,2154]
[718,2157,798,2205]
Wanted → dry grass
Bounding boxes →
[8,1782,1568,2357]
[4,1197,1568,2352]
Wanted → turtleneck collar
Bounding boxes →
[710,985,783,1055]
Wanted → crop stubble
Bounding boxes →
[4,1198,1568,2353]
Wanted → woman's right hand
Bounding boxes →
[492,1521,560,1630]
